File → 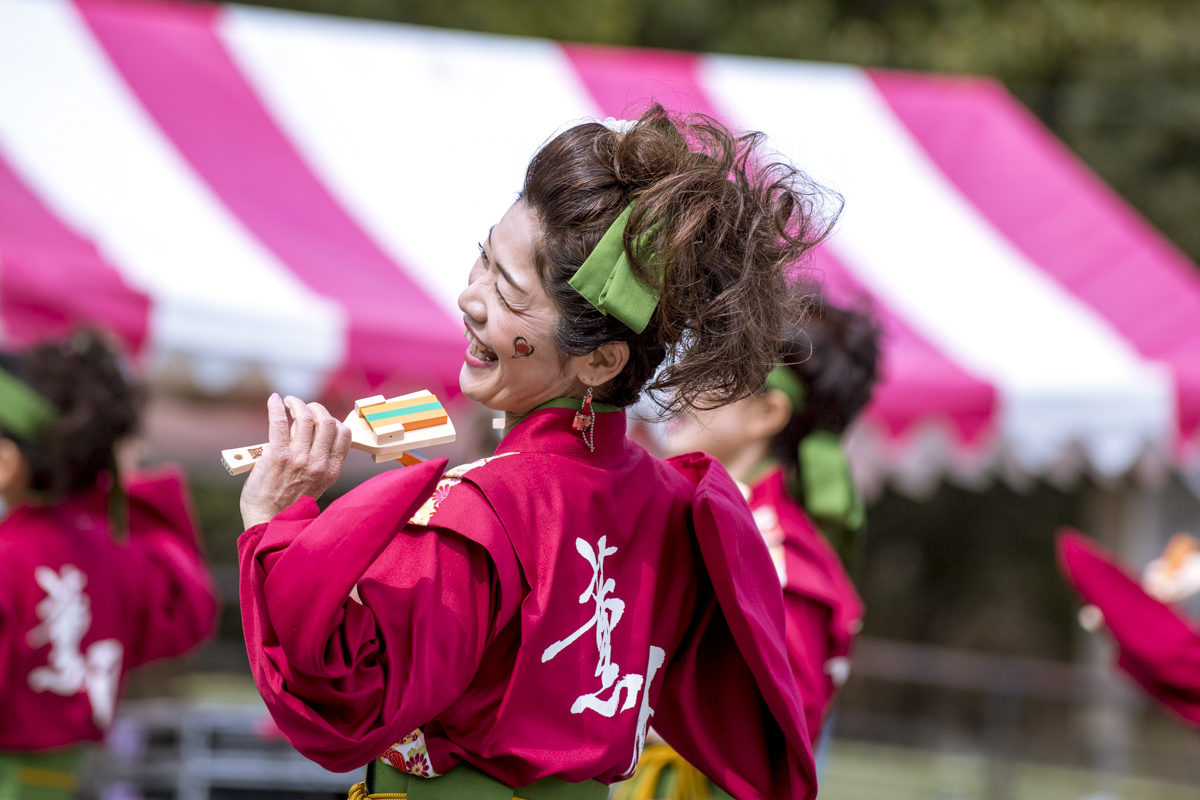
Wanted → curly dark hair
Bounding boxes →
[521,104,839,414]
[769,292,882,476]
[0,332,142,499]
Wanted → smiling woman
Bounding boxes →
[454,108,829,427]
[458,199,593,418]
[236,105,836,800]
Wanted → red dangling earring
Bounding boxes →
[572,385,595,452]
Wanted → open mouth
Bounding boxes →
[465,328,499,363]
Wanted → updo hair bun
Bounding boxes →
[0,331,142,499]
[522,103,839,414]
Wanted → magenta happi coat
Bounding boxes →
[749,469,863,740]
[1058,529,1200,727]
[0,468,219,751]
[240,406,817,799]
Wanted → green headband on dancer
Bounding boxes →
[568,203,664,334]
[0,366,57,441]
[0,351,125,537]
[765,363,805,412]
[766,363,864,531]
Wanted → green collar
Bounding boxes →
[533,397,620,414]
[503,396,620,436]
[741,457,781,488]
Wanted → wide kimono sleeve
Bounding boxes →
[1058,528,1200,726]
[657,453,818,800]
[121,468,220,668]
[238,459,510,772]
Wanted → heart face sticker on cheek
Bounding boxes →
[511,337,534,358]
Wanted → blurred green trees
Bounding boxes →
[238,0,1200,267]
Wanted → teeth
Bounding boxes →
[468,337,497,362]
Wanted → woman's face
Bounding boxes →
[658,389,793,480]
[458,200,583,413]
[659,398,759,464]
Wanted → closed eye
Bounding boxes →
[479,242,510,307]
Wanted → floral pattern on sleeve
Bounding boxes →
[409,453,517,527]
[379,728,439,777]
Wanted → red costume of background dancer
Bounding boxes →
[0,334,217,792]
[661,295,880,744]
[1059,529,1200,727]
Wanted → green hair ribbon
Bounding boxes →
[765,364,805,413]
[766,364,864,531]
[800,430,865,531]
[0,366,57,441]
[0,358,126,539]
[568,204,664,334]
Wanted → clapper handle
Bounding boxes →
[221,443,269,476]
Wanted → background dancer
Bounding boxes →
[236,106,834,800]
[624,296,879,799]
[1059,529,1200,729]
[0,333,219,799]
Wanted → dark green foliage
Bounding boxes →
[190,480,246,563]
[859,482,1083,660]
[189,478,351,563]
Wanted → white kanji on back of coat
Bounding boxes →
[26,564,123,727]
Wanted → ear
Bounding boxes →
[574,341,630,390]
[0,438,29,498]
[751,389,794,439]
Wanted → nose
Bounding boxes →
[458,273,487,326]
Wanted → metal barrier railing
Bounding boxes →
[85,699,357,800]
[84,637,1200,799]
[837,636,1200,796]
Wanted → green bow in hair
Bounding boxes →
[800,430,865,531]
[0,367,56,441]
[568,204,664,334]
[765,363,805,412]
[765,364,864,531]
[0,359,126,538]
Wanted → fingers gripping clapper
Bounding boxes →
[220,390,455,476]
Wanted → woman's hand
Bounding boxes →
[240,394,353,529]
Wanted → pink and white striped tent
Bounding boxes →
[3,0,1200,490]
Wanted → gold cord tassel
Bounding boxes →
[347,783,405,800]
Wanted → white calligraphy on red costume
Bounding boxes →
[26,564,123,727]
[542,536,666,775]
[628,644,666,775]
